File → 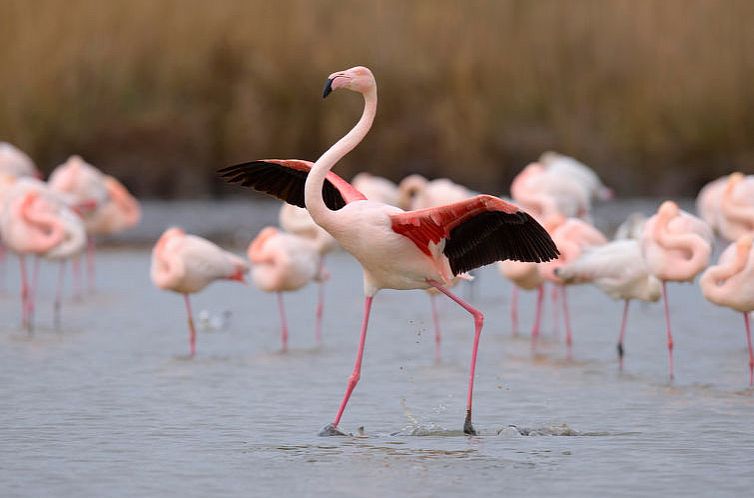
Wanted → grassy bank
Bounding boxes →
[1,0,752,197]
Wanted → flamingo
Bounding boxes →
[717,173,754,242]
[0,178,86,330]
[48,155,109,292]
[696,174,728,234]
[539,218,608,353]
[0,142,40,178]
[220,65,559,435]
[497,260,545,341]
[555,239,661,369]
[248,226,325,352]
[699,235,754,385]
[641,200,713,380]
[538,151,613,202]
[510,162,588,222]
[150,227,248,356]
[85,176,141,237]
[279,202,337,342]
[350,172,400,206]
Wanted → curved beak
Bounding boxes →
[322,78,334,99]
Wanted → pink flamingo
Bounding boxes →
[718,173,754,242]
[350,172,400,206]
[86,176,141,237]
[538,152,613,203]
[220,66,558,435]
[641,200,713,380]
[248,226,326,352]
[498,261,545,341]
[150,227,248,356]
[539,218,608,353]
[279,203,337,342]
[48,155,109,293]
[0,142,40,178]
[699,235,754,385]
[696,174,728,234]
[1,179,85,330]
[555,239,661,369]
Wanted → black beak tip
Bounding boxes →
[322,78,334,99]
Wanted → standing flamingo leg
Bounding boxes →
[72,255,83,301]
[19,256,29,332]
[54,261,67,330]
[27,257,40,331]
[661,281,675,381]
[315,281,325,345]
[86,236,96,292]
[428,280,484,436]
[744,312,753,387]
[277,292,289,352]
[430,293,442,362]
[551,284,561,338]
[617,300,630,371]
[183,293,197,357]
[510,285,519,337]
[531,285,544,351]
[320,295,374,436]
[561,285,573,358]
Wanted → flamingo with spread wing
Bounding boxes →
[220,66,558,436]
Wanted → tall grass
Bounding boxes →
[1,0,752,197]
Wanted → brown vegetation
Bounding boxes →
[1,0,752,197]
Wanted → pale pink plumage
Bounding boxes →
[641,200,713,380]
[151,227,248,356]
[0,142,40,178]
[248,226,324,351]
[699,235,754,385]
[350,172,400,206]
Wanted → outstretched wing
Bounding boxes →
[218,159,366,210]
[390,195,559,275]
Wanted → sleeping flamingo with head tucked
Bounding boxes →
[221,65,559,435]
[641,200,713,380]
[699,235,754,385]
[248,226,325,352]
[150,228,248,356]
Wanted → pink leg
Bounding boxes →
[430,293,442,362]
[561,285,573,358]
[322,295,373,434]
[277,292,289,352]
[531,285,544,350]
[183,294,196,357]
[315,281,325,344]
[551,284,561,338]
[510,285,519,337]
[617,300,630,371]
[428,280,484,436]
[661,281,675,381]
[86,236,96,292]
[54,261,67,330]
[744,312,753,387]
[19,256,29,331]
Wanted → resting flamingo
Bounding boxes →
[1,178,86,330]
[220,66,558,435]
[539,218,608,353]
[86,176,141,237]
[717,173,754,242]
[150,227,248,356]
[279,203,337,342]
[0,142,40,178]
[48,155,109,292]
[641,201,713,380]
[538,151,613,203]
[555,239,661,369]
[248,226,325,352]
[699,235,754,385]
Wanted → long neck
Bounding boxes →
[305,87,377,226]
[721,187,754,229]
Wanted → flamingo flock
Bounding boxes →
[3,66,753,437]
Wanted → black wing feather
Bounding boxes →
[218,161,347,210]
[443,211,559,275]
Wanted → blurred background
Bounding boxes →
[1,0,752,198]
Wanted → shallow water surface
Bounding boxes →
[1,201,754,497]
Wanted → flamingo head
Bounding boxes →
[323,66,375,98]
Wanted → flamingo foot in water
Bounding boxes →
[463,410,476,436]
[318,423,350,436]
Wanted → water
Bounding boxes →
[1,200,754,498]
